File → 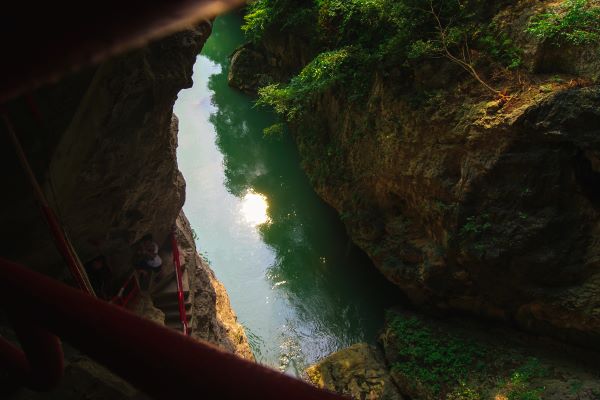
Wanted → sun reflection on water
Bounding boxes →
[240,190,270,226]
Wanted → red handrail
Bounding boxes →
[170,228,189,335]
[110,272,140,307]
[2,113,96,296]
[0,257,348,399]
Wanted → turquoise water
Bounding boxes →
[175,14,401,374]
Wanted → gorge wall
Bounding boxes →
[2,18,252,399]
[228,0,600,351]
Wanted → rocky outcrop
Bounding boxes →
[229,0,600,350]
[299,84,600,350]
[306,343,404,400]
[228,34,316,95]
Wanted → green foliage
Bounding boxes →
[527,0,600,46]
[448,382,481,400]
[249,0,523,122]
[242,0,274,41]
[478,27,523,69]
[262,122,286,136]
[257,48,352,119]
[242,0,315,42]
[386,313,551,399]
[316,0,398,50]
[388,315,487,395]
[510,358,547,384]
[504,359,547,400]
[569,380,584,394]
[460,214,492,237]
[315,0,491,65]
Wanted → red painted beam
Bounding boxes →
[170,229,189,335]
[2,114,96,296]
[0,258,349,399]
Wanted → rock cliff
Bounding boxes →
[228,0,600,351]
[2,19,252,399]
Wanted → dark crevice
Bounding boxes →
[573,149,600,207]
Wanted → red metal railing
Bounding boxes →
[2,113,96,297]
[110,271,140,307]
[0,257,347,399]
[170,228,189,335]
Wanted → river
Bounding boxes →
[174,13,400,375]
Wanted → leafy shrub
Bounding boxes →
[262,122,286,136]
[249,0,524,121]
[478,27,523,69]
[242,0,274,42]
[243,0,315,42]
[257,48,352,119]
[527,0,600,46]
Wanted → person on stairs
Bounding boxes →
[134,234,162,290]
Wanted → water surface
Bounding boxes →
[175,14,401,374]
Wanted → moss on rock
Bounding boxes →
[306,343,404,400]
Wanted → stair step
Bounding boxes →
[164,310,193,323]
[152,290,190,307]
[150,271,176,295]
[152,268,190,296]
[159,300,192,312]
[166,321,184,330]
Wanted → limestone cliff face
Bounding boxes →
[229,0,600,349]
[2,23,211,276]
[48,27,208,270]
[3,19,253,399]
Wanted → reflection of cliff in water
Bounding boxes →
[203,14,403,354]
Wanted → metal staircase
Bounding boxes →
[150,241,193,333]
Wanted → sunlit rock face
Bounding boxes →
[306,343,404,400]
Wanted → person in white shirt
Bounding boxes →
[134,234,162,288]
